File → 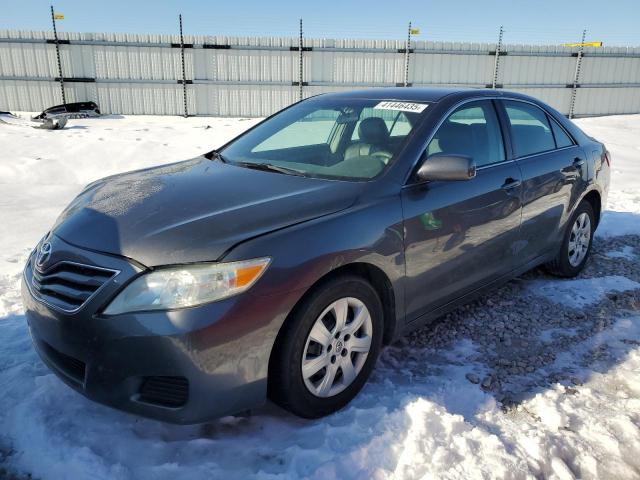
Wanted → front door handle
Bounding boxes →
[501,177,522,190]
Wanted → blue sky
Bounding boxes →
[3,0,640,46]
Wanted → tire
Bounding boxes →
[268,275,384,419]
[545,201,595,277]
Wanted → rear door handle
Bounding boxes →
[501,177,522,190]
[573,157,585,167]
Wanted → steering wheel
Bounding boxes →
[371,150,393,165]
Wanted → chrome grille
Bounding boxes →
[30,260,118,313]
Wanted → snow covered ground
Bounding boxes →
[1,112,639,479]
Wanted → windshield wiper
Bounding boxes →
[205,149,227,163]
[235,162,306,176]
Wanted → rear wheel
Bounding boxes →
[545,201,595,277]
[268,276,383,418]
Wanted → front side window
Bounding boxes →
[221,98,428,180]
[503,100,556,157]
[426,100,505,167]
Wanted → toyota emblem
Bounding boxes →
[35,242,52,269]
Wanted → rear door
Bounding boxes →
[498,99,588,266]
[401,99,523,321]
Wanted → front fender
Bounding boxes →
[223,192,406,336]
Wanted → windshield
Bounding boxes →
[220,97,429,180]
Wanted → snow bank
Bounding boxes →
[528,275,640,308]
[575,115,640,238]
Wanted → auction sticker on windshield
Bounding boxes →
[373,101,429,113]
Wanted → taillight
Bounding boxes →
[604,151,611,166]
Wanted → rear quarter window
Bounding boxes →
[550,118,575,148]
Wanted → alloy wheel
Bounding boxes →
[301,297,373,397]
[568,212,591,267]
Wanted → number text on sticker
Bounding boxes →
[374,101,429,113]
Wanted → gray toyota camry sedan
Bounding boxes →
[22,88,610,423]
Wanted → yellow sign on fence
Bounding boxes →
[53,13,64,20]
[563,41,602,47]
[410,28,421,35]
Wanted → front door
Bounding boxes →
[401,99,523,322]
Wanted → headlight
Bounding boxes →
[103,257,271,315]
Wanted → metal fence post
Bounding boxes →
[569,29,586,119]
[179,14,189,117]
[298,18,304,101]
[491,26,504,89]
[403,22,412,87]
[50,5,66,105]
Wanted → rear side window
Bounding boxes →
[427,100,505,167]
[550,118,574,148]
[504,101,555,157]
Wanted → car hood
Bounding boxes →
[52,157,361,266]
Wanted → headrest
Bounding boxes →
[511,124,547,142]
[437,121,473,156]
[511,124,549,156]
[358,117,390,146]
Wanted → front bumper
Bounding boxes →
[21,235,295,424]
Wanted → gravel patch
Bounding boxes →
[382,235,640,409]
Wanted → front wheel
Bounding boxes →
[545,201,595,277]
[268,276,383,418]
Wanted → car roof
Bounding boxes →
[318,87,532,104]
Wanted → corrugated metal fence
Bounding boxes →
[1,29,640,117]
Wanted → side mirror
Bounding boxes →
[416,153,476,182]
